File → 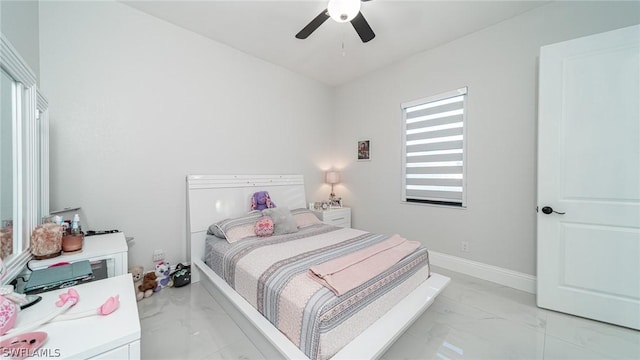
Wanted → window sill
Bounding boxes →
[401,200,467,210]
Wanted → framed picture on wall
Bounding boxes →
[357,140,370,161]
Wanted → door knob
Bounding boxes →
[541,206,565,215]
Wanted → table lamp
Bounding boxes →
[326,171,340,199]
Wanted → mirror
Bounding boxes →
[37,91,49,223]
[0,68,14,259]
[0,34,48,279]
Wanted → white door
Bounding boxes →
[537,24,640,330]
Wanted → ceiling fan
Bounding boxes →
[295,0,375,43]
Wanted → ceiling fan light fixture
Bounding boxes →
[328,0,361,23]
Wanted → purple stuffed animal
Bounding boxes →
[154,261,173,291]
[251,191,276,211]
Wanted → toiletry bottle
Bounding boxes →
[71,214,81,235]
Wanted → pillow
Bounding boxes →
[291,208,322,228]
[254,216,274,237]
[207,223,226,239]
[207,212,262,243]
[262,206,298,235]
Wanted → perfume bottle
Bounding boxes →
[62,214,83,253]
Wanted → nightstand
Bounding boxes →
[312,207,351,228]
[13,274,141,359]
[28,232,128,278]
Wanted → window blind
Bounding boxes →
[402,87,467,207]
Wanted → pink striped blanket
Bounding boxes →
[205,224,430,360]
[308,234,420,295]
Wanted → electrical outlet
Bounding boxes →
[152,249,165,262]
[460,241,470,252]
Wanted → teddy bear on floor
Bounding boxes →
[139,272,157,300]
[154,261,173,291]
[129,266,149,301]
[251,191,276,211]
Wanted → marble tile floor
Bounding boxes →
[137,266,639,359]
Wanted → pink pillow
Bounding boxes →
[254,216,274,237]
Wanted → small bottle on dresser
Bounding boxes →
[62,214,83,253]
[71,214,81,235]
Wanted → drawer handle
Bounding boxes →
[332,217,345,221]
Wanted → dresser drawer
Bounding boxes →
[313,208,351,228]
[323,211,350,226]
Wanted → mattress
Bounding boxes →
[205,223,430,360]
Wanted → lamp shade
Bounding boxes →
[327,0,361,23]
[326,171,340,185]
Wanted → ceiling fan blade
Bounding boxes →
[295,10,330,39]
[351,12,375,43]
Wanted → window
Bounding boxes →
[401,87,468,207]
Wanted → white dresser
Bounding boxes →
[312,207,351,228]
[28,232,128,278]
[12,274,141,359]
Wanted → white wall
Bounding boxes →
[0,0,40,81]
[332,1,640,276]
[39,1,334,271]
[38,0,640,278]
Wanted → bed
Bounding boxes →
[187,174,450,359]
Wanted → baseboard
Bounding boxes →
[429,251,536,294]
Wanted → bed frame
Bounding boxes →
[186,174,450,359]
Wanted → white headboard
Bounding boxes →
[186,174,307,264]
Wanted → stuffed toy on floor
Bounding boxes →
[129,266,154,301]
[139,272,157,300]
[154,261,173,291]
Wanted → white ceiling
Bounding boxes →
[121,0,551,86]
